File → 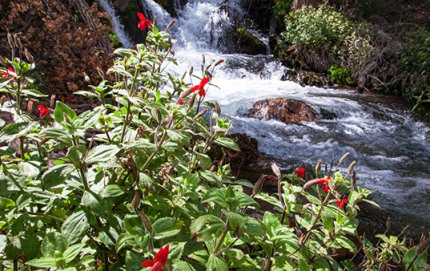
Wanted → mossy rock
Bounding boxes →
[236,27,266,55]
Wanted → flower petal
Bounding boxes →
[141,260,154,267]
[153,245,169,265]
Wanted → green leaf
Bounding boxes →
[85,144,120,164]
[54,101,77,124]
[61,210,89,244]
[242,217,266,239]
[263,212,281,234]
[124,215,146,236]
[18,161,40,178]
[100,184,124,198]
[74,90,99,99]
[26,257,59,268]
[213,137,240,151]
[173,260,197,271]
[152,217,183,240]
[63,243,86,263]
[42,163,76,188]
[334,235,357,253]
[207,254,228,271]
[0,235,6,253]
[67,145,86,166]
[21,88,48,98]
[298,259,311,271]
[116,233,136,253]
[125,250,146,271]
[0,197,15,210]
[42,232,69,257]
[235,191,259,208]
[225,212,246,231]
[203,188,228,209]
[190,215,225,242]
[114,48,133,57]
[199,170,222,184]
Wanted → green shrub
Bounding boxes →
[282,5,353,50]
[401,27,430,109]
[280,4,375,85]
[273,0,293,26]
[328,64,354,85]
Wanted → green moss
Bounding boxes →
[236,27,266,54]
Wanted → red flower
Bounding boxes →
[2,67,16,80]
[294,167,305,178]
[191,77,210,97]
[336,198,348,209]
[137,12,152,30]
[141,245,169,271]
[177,98,184,105]
[317,176,331,192]
[37,104,50,118]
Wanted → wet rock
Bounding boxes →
[236,27,267,55]
[209,133,263,168]
[153,0,186,17]
[113,0,131,12]
[247,97,319,124]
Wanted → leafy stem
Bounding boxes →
[213,221,230,255]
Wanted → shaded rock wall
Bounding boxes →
[0,0,113,97]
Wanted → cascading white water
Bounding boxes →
[103,0,430,226]
[98,0,134,48]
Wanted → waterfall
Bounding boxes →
[103,0,430,226]
[98,0,133,48]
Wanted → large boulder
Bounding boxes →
[247,97,319,124]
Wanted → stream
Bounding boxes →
[100,0,430,228]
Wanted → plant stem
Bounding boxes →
[13,259,18,271]
[120,69,139,143]
[213,221,229,255]
[19,136,25,159]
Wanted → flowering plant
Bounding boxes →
[0,23,428,271]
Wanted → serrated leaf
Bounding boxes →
[207,254,228,271]
[169,242,186,262]
[152,217,183,240]
[85,144,120,164]
[61,210,89,244]
[173,260,197,271]
[225,212,246,231]
[213,137,240,151]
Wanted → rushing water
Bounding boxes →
[102,0,430,228]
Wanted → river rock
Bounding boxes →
[208,133,263,167]
[247,98,319,124]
